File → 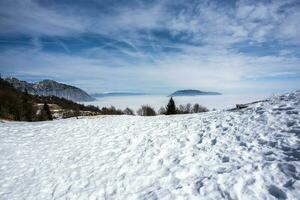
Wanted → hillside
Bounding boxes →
[5,77,94,102]
[171,89,221,96]
[0,91,299,199]
[0,78,100,121]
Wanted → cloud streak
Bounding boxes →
[0,0,299,94]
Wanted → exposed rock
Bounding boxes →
[5,77,94,102]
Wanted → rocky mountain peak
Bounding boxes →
[5,77,94,102]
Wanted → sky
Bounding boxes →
[0,0,299,94]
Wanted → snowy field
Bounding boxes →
[83,93,270,112]
[0,91,300,200]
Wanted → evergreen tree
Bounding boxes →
[43,102,53,120]
[166,97,176,115]
[21,92,34,121]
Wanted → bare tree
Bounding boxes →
[123,107,134,115]
[137,105,156,116]
[158,107,166,115]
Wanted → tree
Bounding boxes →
[20,92,35,121]
[178,105,185,114]
[166,97,176,115]
[192,103,200,113]
[192,103,209,113]
[198,105,209,112]
[158,107,166,115]
[185,103,191,113]
[177,103,192,114]
[101,106,124,115]
[43,102,53,120]
[124,107,134,115]
[137,105,156,116]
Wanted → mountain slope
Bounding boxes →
[171,89,221,96]
[0,78,100,121]
[0,91,299,199]
[5,77,94,102]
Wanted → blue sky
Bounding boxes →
[0,0,299,94]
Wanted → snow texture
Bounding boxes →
[0,91,299,200]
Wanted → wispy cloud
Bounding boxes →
[0,0,86,36]
[0,0,299,93]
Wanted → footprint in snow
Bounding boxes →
[211,138,217,145]
[222,156,230,163]
[286,119,297,127]
[140,191,158,200]
[239,142,247,147]
[281,145,300,162]
[197,137,203,144]
[286,110,299,115]
[283,179,295,189]
[194,179,203,194]
[278,163,298,179]
[268,185,287,200]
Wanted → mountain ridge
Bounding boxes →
[5,77,94,102]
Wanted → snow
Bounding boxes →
[0,91,299,200]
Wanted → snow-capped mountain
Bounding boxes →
[0,91,299,199]
[5,77,94,102]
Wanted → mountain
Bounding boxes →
[0,78,100,121]
[92,92,146,98]
[171,89,221,96]
[5,77,94,102]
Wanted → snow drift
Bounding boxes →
[0,91,299,199]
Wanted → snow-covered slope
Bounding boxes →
[0,91,299,200]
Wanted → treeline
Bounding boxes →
[98,97,209,117]
[165,97,208,114]
[0,78,42,121]
[136,97,209,116]
[100,106,133,115]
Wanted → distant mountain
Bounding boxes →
[5,77,94,102]
[171,89,221,96]
[92,92,146,98]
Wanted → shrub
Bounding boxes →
[177,103,192,114]
[101,106,124,115]
[137,105,156,116]
[62,109,80,119]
